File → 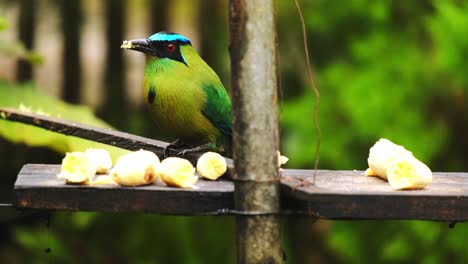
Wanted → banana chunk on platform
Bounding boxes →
[85,148,113,174]
[367,139,413,179]
[158,157,198,188]
[196,152,227,180]
[111,149,160,186]
[277,151,289,167]
[386,155,432,190]
[57,152,96,184]
[367,138,432,190]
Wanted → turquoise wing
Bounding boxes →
[201,84,232,136]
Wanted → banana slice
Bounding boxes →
[277,151,289,167]
[93,175,117,185]
[367,138,413,180]
[386,155,432,190]
[111,149,160,186]
[57,152,96,184]
[85,148,112,174]
[366,138,432,190]
[157,157,198,188]
[196,152,227,180]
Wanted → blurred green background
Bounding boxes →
[0,0,467,263]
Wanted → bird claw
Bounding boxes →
[163,140,212,158]
[163,139,189,158]
[174,143,211,157]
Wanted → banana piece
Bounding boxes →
[365,168,376,176]
[386,155,432,190]
[57,152,96,185]
[157,157,198,188]
[277,151,289,167]
[196,152,227,180]
[367,138,432,190]
[111,149,160,186]
[85,148,112,174]
[93,175,117,185]
[367,138,413,179]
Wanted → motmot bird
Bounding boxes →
[121,32,232,156]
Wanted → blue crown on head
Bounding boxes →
[149,32,191,44]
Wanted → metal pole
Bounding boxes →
[229,0,281,263]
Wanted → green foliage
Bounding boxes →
[15,226,71,263]
[279,0,467,171]
[428,2,468,87]
[328,221,468,263]
[0,81,129,160]
[12,213,236,263]
[278,0,468,263]
[1,1,468,263]
[0,15,43,64]
[0,39,44,65]
[0,16,8,32]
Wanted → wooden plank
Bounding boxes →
[0,108,234,173]
[0,108,168,155]
[14,165,468,221]
[15,164,234,215]
[281,170,468,221]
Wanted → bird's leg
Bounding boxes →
[177,143,213,157]
[164,141,219,158]
[163,139,190,158]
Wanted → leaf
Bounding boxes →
[0,16,8,31]
[0,81,129,161]
[0,16,43,64]
[15,227,70,261]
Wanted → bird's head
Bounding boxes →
[121,31,192,65]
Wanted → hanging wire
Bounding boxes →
[293,0,321,183]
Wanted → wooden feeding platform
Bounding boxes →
[15,164,234,215]
[0,109,468,221]
[3,108,468,222]
[14,164,468,221]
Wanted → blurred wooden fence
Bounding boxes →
[0,0,228,127]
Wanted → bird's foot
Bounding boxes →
[163,140,215,158]
[175,143,212,157]
[163,139,190,158]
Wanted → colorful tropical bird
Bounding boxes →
[121,32,232,156]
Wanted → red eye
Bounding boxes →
[165,43,176,53]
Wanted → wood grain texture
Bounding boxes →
[0,108,169,153]
[229,0,282,262]
[281,169,468,221]
[15,165,468,221]
[0,108,234,174]
[15,164,234,215]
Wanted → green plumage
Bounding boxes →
[124,33,232,155]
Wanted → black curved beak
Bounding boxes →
[121,39,153,54]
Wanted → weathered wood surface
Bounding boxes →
[15,164,234,215]
[0,108,234,171]
[0,108,170,153]
[15,165,468,221]
[229,0,282,262]
[281,169,468,221]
